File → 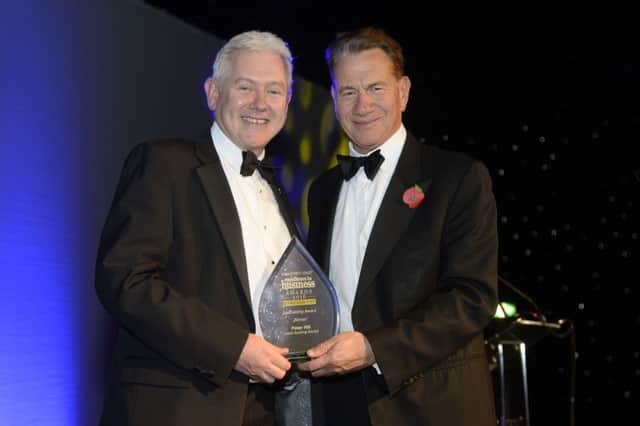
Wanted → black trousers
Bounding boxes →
[313,367,387,426]
[243,384,277,426]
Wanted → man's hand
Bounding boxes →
[297,331,375,377]
[234,334,291,383]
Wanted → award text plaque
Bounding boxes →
[259,238,339,361]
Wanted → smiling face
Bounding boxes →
[331,48,410,154]
[205,49,290,155]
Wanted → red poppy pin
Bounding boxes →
[402,184,425,208]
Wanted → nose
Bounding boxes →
[250,89,268,110]
[354,92,373,114]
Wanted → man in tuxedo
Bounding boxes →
[95,31,299,426]
[300,27,498,425]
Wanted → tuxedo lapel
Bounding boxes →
[356,134,432,300]
[194,139,252,305]
[266,178,301,240]
[314,168,343,271]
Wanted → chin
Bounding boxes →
[245,142,270,152]
[242,135,268,146]
[354,140,383,152]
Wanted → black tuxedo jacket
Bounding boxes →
[307,133,498,425]
[95,138,299,426]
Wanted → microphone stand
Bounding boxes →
[489,274,576,426]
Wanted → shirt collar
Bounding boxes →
[210,122,265,174]
[347,124,406,173]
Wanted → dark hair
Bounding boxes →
[325,27,405,82]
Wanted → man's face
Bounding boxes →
[331,48,410,154]
[205,50,289,155]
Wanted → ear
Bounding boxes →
[204,77,218,111]
[399,76,411,112]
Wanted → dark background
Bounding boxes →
[145,1,640,130]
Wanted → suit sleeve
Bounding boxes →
[95,142,248,387]
[366,160,498,394]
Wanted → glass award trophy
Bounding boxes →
[259,237,339,362]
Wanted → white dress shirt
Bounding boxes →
[210,122,292,337]
[329,125,406,334]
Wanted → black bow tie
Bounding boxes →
[240,150,277,180]
[336,149,385,181]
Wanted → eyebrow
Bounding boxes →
[338,81,386,93]
[234,77,286,89]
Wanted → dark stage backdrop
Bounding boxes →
[1,1,637,425]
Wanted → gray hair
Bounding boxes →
[212,31,293,93]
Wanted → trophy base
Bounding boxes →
[286,351,310,362]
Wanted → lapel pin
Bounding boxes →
[402,184,425,209]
